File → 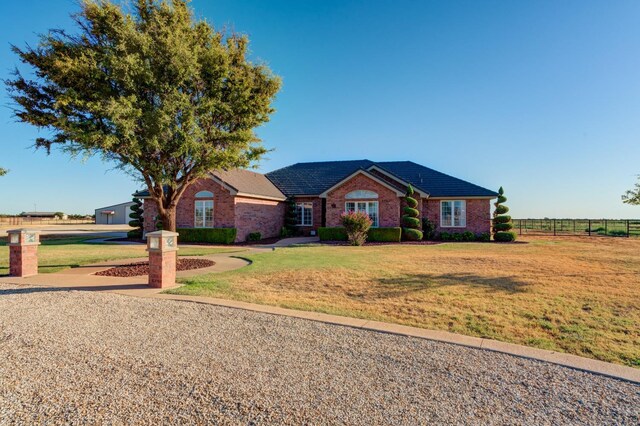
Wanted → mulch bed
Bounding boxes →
[95,258,215,277]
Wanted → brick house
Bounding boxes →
[135,160,498,242]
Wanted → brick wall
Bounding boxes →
[142,178,235,233]
[423,198,492,235]
[234,197,285,241]
[292,196,323,235]
[325,173,402,228]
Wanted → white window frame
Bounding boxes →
[296,202,313,226]
[345,201,379,227]
[440,200,466,228]
[194,199,214,228]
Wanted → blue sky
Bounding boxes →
[1,0,639,217]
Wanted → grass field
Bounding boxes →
[168,237,640,367]
[0,236,244,274]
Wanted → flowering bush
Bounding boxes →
[341,211,373,246]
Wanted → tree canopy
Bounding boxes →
[0,168,7,176]
[622,176,640,205]
[6,0,281,230]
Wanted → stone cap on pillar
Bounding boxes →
[146,230,179,252]
[7,229,41,246]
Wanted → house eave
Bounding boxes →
[366,165,430,196]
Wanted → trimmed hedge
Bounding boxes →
[319,227,401,242]
[318,227,348,241]
[368,227,402,242]
[177,228,237,244]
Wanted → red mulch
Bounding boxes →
[320,240,443,246]
[95,258,215,277]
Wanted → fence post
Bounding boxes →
[627,220,630,238]
[605,219,607,236]
[588,220,591,236]
[553,220,556,236]
[519,219,522,236]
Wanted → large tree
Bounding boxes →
[622,176,640,205]
[6,0,281,230]
[0,168,7,176]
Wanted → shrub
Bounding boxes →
[128,197,144,238]
[494,231,517,242]
[318,227,348,241]
[402,185,423,241]
[452,232,463,242]
[421,218,436,240]
[177,228,237,244]
[493,223,513,232]
[341,211,372,246]
[492,187,515,241]
[476,232,491,242]
[280,226,292,238]
[493,215,511,224]
[403,216,421,229]
[439,231,452,241]
[319,227,401,242]
[284,197,298,235]
[461,231,475,241]
[403,228,423,241]
[368,227,402,242]
[247,232,261,242]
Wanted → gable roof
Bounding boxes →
[212,169,286,200]
[266,160,498,198]
[133,169,286,201]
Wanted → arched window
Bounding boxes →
[345,190,378,199]
[194,191,214,228]
[195,190,214,198]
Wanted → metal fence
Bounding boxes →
[0,217,95,226]
[512,219,640,238]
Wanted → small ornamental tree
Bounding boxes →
[492,187,516,242]
[341,211,372,246]
[402,185,423,241]
[128,197,144,238]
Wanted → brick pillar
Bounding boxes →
[7,229,41,277]
[146,230,179,288]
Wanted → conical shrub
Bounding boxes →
[492,187,516,242]
[402,185,423,241]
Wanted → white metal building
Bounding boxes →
[94,201,136,225]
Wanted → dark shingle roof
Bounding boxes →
[375,161,498,198]
[265,160,375,196]
[213,169,285,200]
[266,160,497,198]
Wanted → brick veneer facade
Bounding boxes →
[291,196,323,235]
[234,196,285,241]
[325,173,402,228]
[422,198,491,235]
[142,177,285,242]
[148,250,177,288]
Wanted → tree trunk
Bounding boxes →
[158,206,177,232]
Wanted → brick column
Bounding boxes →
[7,229,41,277]
[146,230,179,288]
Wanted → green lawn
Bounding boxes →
[0,236,244,274]
[168,237,640,367]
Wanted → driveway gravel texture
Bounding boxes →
[0,283,638,425]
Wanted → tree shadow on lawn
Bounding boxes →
[374,272,530,297]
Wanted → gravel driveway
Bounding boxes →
[0,283,638,425]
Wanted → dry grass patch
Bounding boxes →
[171,237,640,367]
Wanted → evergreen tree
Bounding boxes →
[492,187,516,242]
[284,197,298,236]
[128,197,144,238]
[402,185,423,241]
